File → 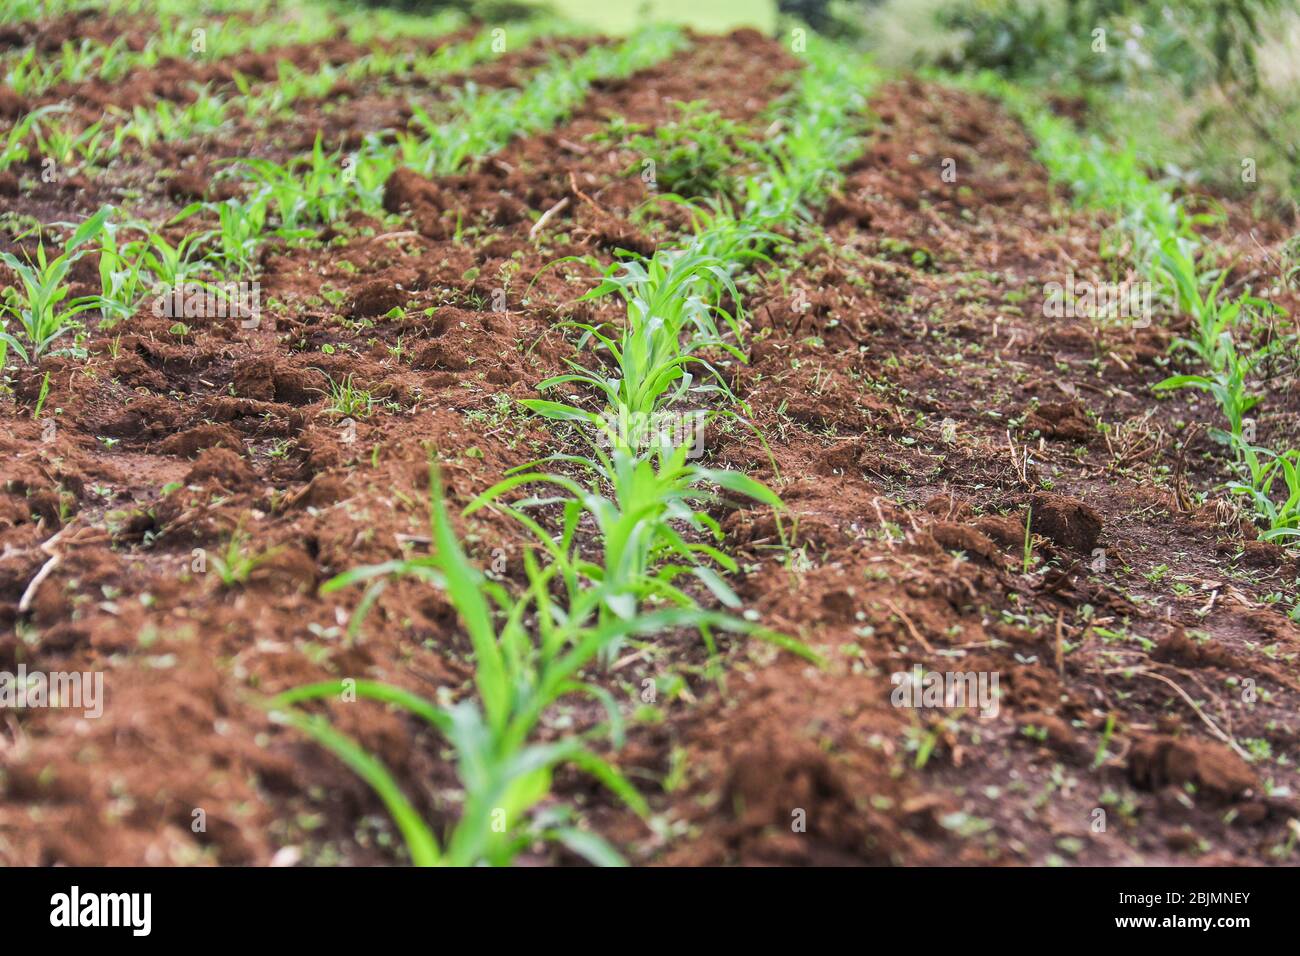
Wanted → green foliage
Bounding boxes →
[114,89,230,149]
[933,0,1283,92]
[33,116,112,169]
[96,221,151,323]
[1227,449,1300,541]
[977,72,1206,273]
[475,236,804,658]
[270,31,876,866]
[174,196,269,279]
[541,242,750,423]
[121,222,211,287]
[745,40,879,222]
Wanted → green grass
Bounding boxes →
[317,373,375,419]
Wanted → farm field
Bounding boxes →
[1,0,1299,873]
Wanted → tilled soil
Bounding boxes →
[1,25,1298,867]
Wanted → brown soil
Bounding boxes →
[1,31,1298,868]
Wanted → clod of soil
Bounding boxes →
[718,739,893,865]
[1028,493,1102,553]
[350,280,407,318]
[1219,538,1288,570]
[185,448,257,489]
[1024,401,1094,442]
[158,424,245,458]
[928,521,1004,565]
[1151,628,1239,670]
[1015,711,1085,762]
[1128,735,1256,802]
[0,86,26,118]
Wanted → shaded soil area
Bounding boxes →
[1,30,1298,868]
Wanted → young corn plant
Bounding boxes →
[467,436,791,664]
[0,206,114,364]
[0,104,67,171]
[33,117,112,170]
[1228,448,1300,542]
[232,61,343,118]
[1158,239,1280,372]
[229,135,362,228]
[121,224,212,288]
[481,240,804,659]
[272,465,749,866]
[91,34,135,84]
[661,195,787,266]
[540,241,752,423]
[174,195,270,279]
[115,90,229,149]
[96,221,151,323]
[1155,332,1265,446]
[2,43,75,96]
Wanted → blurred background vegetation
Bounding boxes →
[856,0,1299,214]
[355,0,1298,213]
